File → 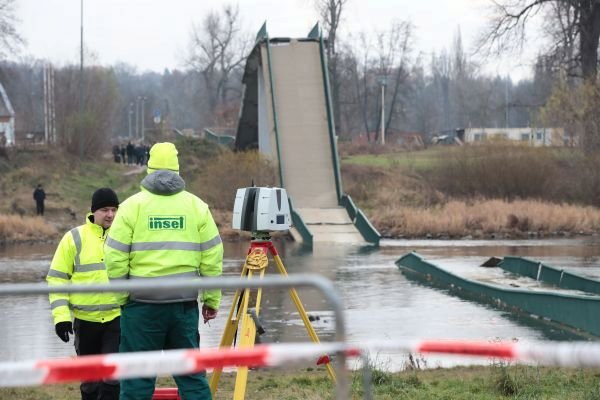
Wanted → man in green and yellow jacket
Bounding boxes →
[104,142,223,400]
[47,188,121,400]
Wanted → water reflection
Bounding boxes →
[0,237,598,370]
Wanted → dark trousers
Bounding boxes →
[74,317,121,400]
[35,201,44,215]
[119,301,210,400]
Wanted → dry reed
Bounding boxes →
[0,214,58,242]
[370,199,600,238]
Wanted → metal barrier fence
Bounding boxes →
[0,275,351,400]
[4,271,600,398]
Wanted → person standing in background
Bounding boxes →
[33,184,46,216]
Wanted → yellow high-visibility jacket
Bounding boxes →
[47,214,121,324]
[104,170,223,309]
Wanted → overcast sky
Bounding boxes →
[16,0,539,80]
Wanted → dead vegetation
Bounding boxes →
[2,140,600,242]
[369,199,600,238]
[0,214,57,243]
[342,145,600,238]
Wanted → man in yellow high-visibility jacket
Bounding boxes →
[104,142,223,400]
[47,188,121,400]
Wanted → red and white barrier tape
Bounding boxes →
[2,339,600,387]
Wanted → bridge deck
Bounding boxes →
[263,40,363,244]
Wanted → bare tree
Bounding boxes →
[451,28,471,128]
[0,0,23,58]
[431,51,452,130]
[315,0,347,59]
[374,21,413,141]
[340,21,413,142]
[409,60,442,138]
[542,2,580,75]
[479,0,600,81]
[348,34,374,139]
[315,0,349,135]
[0,59,44,135]
[186,4,250,121]
[54,67,120,157]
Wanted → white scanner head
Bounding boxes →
[232,187,292,232]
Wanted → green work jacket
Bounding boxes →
[47,214,121,324]
[104,170,223,309]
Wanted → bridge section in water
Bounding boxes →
[234,24,379,248]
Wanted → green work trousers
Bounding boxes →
[119,301,211,400]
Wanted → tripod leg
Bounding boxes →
[271,252,337,382]
[209,264,250,396]
[233,268,261,400]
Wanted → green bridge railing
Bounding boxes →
[203,128,235,147]
[499,256,600,296]
[396,252,600,338]
[340,194,380,246]
[288,197,313,248]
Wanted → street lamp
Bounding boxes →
[136,97,141,139]
[128,102,134,139]
[140,96,147,142]
[78,0,84,158]
[378,75,387,145]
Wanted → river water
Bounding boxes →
[1,236,599,371]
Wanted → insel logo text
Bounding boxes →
[148,216,186,230]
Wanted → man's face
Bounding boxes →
[93,207,118,229]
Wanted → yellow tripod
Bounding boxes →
[209,232,336,399]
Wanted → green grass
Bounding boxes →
[3,365,600,399]
[58,161,141,207]
[342,147,450,172]
[342,145,579,172]
[0,139,248,238]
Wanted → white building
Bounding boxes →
[0,81,15,146]
[464,127,569,147]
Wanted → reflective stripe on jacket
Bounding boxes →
[46,214,121,324]
[104,170,223,308]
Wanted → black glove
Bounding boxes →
[202,304,218,323]
[55,321,73,343]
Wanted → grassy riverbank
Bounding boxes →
[3,364,600,399]
[1,139,600,242]
[341,143,600,239]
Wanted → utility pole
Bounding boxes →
[505,76,509,130]
[79,0,84,158]
[43,64,56,144]
[380,83,385,145]
[378,76,387,145]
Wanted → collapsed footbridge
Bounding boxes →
[234,23,380,248]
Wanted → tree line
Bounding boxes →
[0,0,598,157]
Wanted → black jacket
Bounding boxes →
[33,188,46,202]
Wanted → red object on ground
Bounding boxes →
[152,387,180,399]
[316,354,330,365]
